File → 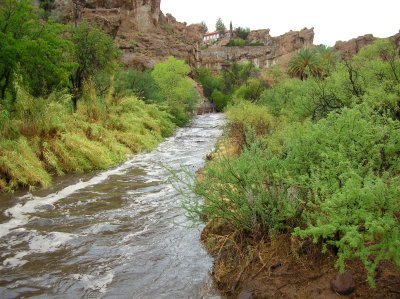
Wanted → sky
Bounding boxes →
[160,0,399,46]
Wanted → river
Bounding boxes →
[0,113,225,299]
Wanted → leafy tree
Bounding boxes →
[0,0,73,101]
[222,62,257,92]
[69,21,120,111]
[235,27,250,40]
[114,69,162,103]
[210,89,228,111]
[195,67,224,98]
[152,57,199,126]
[288,48,322,80]
[238,78,268,102]
[38,0,55,19]
[229,21,233,33]
[200,21,208,34]
[215,17,226,36]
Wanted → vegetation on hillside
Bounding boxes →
[189,40,400,288]
[0,0,198,191]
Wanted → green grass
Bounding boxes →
[0,95,175,191]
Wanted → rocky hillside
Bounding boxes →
[335,32,400,56]
[200,28,314,70]
[52,0,203,69]
[50,1,399,71]
[51,0,317,70]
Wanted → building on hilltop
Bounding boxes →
[203,30,231,44]
[203,31,220,44]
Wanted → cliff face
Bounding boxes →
[50,1,399,71]
[334,32,400,57]
[334,34,377,56]
[52,1,316,70]
[53,0,202,69]
[200,28,315,70]
[53,0,161,31]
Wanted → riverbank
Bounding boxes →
[200,137,400,298]
[0,96,175,192]
[202,219,400,298]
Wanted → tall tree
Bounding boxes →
[215,17,226,36]
[0,0,73,101]
[69,21,119,111]
[200,21,208,34]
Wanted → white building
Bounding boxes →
[203,31,220,44]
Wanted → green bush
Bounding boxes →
[226,101,278,148]
[226,38,246,47]
[210,90,228,112]
[279,106,400,286]
[195,67,224,98]
[114,69,162,103]
[152,57,199,126]
[235,27,250,40]
[189,143,299,233]
[234,78,268,102]
[0,92,175,190]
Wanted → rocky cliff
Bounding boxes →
[334,34,377,56]
[52,0,203,69]
[50,1,399,71]
[200,28,315,70]
[334,33,400,57]
[51,1,316,70]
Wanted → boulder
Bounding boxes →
[330,271,356,295]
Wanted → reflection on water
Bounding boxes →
[0,113,224,299]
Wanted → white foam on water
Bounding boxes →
[72,272,114,294]
[2,251,29,268]
[2,231,75,269]
[29,231,75,252]
[0,160,136,238]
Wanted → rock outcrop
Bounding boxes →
[200,28,314,70]
[334,34,377,56]
[52,0,203,69]
[334,32,400,57]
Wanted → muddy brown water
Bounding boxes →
[0,114,224,299]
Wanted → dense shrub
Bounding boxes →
[114,69,162,103]
[191,143,299,232]
[279,106,400,286]
[226,38,246,47]
[226,101,278,147]
[195,68,224,98]
[234,78,269,102]
[152,57,199,126]
[235,27,251,40]
[210,90,229,112]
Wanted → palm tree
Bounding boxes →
[315,44,340,75]
[288,48,322,80]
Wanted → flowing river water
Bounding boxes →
[0,113,225,299]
